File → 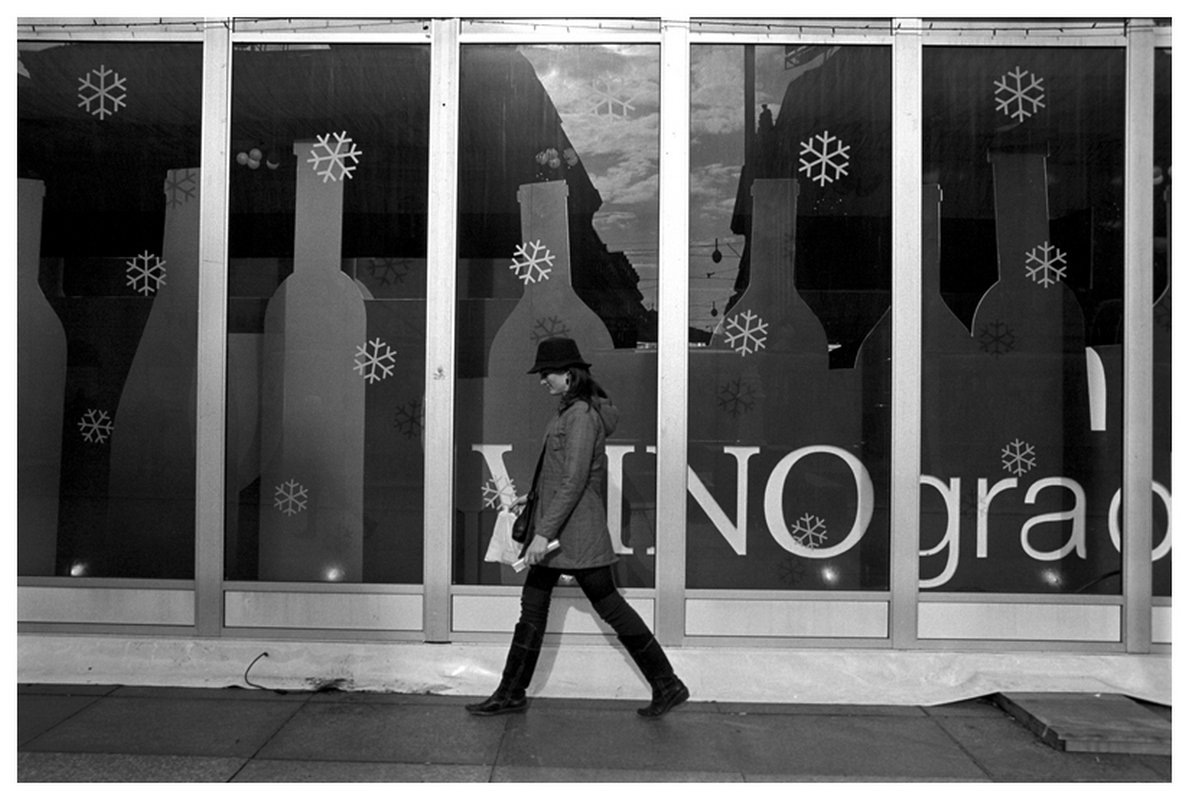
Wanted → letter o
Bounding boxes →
[764,445,875,559]
[1108,482,1172,561]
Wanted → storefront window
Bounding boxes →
[919,47,1126,593]
[223,44,430,583]
[1153,46,1171,599]
[17,41,203,579]
[686,44,892,590]
[453,44,660,588]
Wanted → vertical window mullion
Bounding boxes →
[656,17,691,646]
[195,18,233,636]
[423,18,461,642]
[1123,19,1155,652]
[890,18,922,647]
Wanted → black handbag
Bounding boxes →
[511,446,545,544]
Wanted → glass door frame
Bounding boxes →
[15,16,1165,656]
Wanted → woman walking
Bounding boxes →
[466,337,689,719]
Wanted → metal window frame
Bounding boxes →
[14,17,1165,656]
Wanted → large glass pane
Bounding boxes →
[18,41,203,578]
[223,44,430,583]
[920,47,1125,593]
[1153,46,1171,598]
[687,44,892,590]
[453,44,660,587]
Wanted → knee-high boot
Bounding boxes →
[465,621,544,716]
[619,632,690,719]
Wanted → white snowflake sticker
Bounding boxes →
[994,66,1046,122]
[798,130,850,187]
[482,476,518,511]
[274,479,309,516]
[353,337,398,384]
[307,131,362,182]
[722,309,769,357]
[790,513,828,549]
[164,170,199,208]
[1001,438,1037,476]
[78,408,114,443]
[77,64,127,120]
[584,76,643,119]
[125,251,167,296]
[1024,241,1067,288]
[510,240,555,284]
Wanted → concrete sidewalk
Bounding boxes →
[16,684,1172,782]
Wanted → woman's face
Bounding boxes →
[539,369,570,396]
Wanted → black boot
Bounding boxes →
[466,621,543,716]
[620,634,690,719]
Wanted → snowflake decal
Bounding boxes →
[393,400,424,440]
[510,240,555,284]
[353,337,398,384]
[798,130,850,187]
[307,131,362,183]
[994,66,1046,122]
[716,377,757,417]
[125,251,167,296]
[790,513,829,549]
[482,476,518,511]
[1024,241,1068,288]
[78,409,114,443]
[584,76,643,118]
[77,64,127,120]
[1001,438,1037,477]
[367,258,411,286]
[274,479,309,516]
[164,170,199,208]
[777,554,806,587]
[531,315,570,343]
[978,320,1016,356]
[722,309,769,357]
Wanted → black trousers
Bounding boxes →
[519,564,652,640]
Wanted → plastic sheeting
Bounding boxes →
[18,634,1171,707]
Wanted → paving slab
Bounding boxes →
[233,758,493,782]
[934,714,1170,781]
[996,692,1172,755]
[255,699,505,765]
[20,695,304,758]
[17,752,248,782]
[17,693,105,747]
[18,683,119,696]
[492,765,746,782]
[496,707,740,775]
[723,712,988,781]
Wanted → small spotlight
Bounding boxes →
[69,561,88,577]
[820,566,840,586]
[1040,568,1064,588]
[323,566,344,582]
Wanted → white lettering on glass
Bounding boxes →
[763,446,874,558]
[1020,477,1087,560]
[919,476,962,588]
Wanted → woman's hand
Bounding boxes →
[524,534,553,566]
[512,494,528,512]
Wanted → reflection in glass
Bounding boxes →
[17,42,203,578]
[223,45,430,583]
[920,47,1126,593]
[1153,47,1172,598]
[687,44,892,591]
[453,44,659,588]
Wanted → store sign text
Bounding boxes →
[474,443,1171,588]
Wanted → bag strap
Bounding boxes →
[527,442,545,494]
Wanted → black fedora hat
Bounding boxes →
[527,337,591,374]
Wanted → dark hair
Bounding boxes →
[561,365,608,406]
